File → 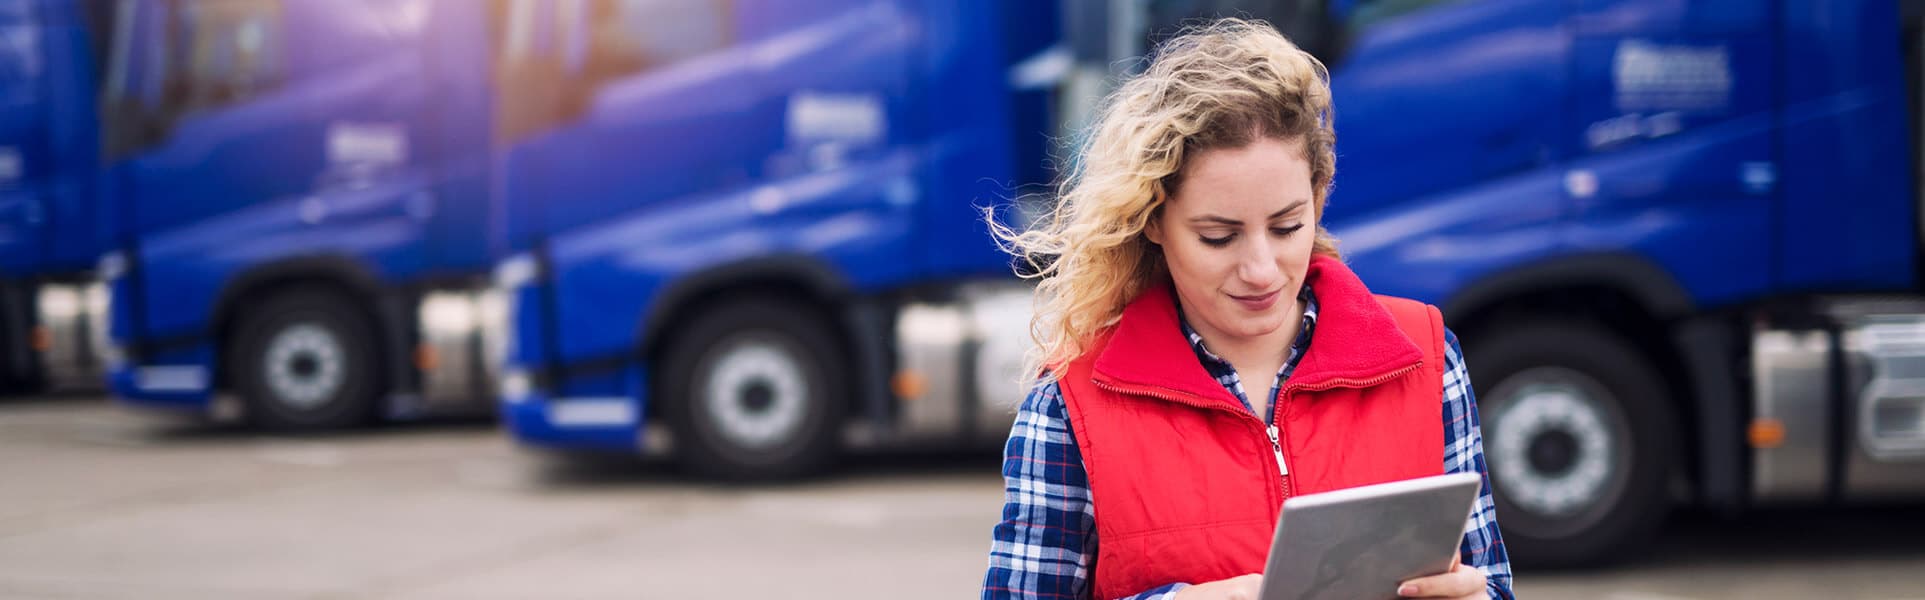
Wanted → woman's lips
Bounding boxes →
[1230,289,1281,311]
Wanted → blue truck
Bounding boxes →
[1121,0,1925,567]
[485,0,1057,479]
[491,0,1925,567]
[92,0,502,428]
[0,0,118,395]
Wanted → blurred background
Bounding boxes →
[2,0,1924,597]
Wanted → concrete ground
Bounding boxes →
[2,394,1922,599]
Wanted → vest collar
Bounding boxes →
[1090,255,1424,406]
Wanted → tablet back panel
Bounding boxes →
[1260,473,1482,600]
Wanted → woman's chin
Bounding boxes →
[1218,314,1288,339]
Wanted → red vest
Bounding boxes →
[1056,255,1446,599]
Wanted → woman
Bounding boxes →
[981,20,1514,600]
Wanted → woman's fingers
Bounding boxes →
[1397,562,1484,598]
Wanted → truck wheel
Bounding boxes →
[229,288,381,430]
[1468,321,1676,568]
[660,298,846,480]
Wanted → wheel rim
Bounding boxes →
[263,322,346,411]
[1486,366,1630,535]
[700,336,810,451]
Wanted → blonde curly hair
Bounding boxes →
[991,18,1341,377]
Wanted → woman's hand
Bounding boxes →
[1172,573,1263,600]
[1397,554,1487,599]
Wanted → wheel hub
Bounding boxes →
[263,323,346,411]
[291,355,319,378]
[1527,428,1580,476]
[739,380,776,413]
[703,339,808,450]
[1489,368,1621,520]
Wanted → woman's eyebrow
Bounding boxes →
[1188,215,1244,226]
[1187,200,1308,226]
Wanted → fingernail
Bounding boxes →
[1398,584,1417,596]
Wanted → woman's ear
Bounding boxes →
[1145,213,1165,246]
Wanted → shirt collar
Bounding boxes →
[1176,283,1320,380]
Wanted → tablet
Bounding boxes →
[1258,472,1482,600]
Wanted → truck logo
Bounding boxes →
[1613,40,1732,113]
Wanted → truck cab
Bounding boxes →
[487,0,1055,478]
[98,0,501,428]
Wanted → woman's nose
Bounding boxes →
[1235,235,1282,287]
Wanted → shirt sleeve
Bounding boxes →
[982,377,1192,600]
[1442,329,1517,599]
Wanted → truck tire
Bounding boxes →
[659,298,847,480]
[1467,321,1676,568]
[229,288,381,430]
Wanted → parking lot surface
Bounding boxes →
[2,396,1922,599]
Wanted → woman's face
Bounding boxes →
[1147,136,1317,345]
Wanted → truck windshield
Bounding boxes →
[100,0,282,158]
[496,0,542,65]
[492,0,729,143]
[165,0,283,117]
[582,0,728,79]
[497,0,728,81]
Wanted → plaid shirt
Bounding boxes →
[983,285,1515,599]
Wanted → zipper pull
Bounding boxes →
[1266,425,1288,477]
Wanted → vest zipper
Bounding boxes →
[1272,361,1423,499]
[1268,400,1295,499]
[1265,425,1287,476]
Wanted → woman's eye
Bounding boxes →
[1272,225,1306,237]
[1199,234,1234,247]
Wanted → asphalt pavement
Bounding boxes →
[2,394,1922,599]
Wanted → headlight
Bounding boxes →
[90,253,126,367]
[478,289,515,368]
[500,368,531,402]
[85,282,120,367]
[486,253,537,369]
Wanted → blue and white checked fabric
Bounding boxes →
[1180,285,1320,425]
[983,288,1515,600]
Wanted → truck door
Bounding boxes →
[1320,0,1573,300]
[1563,0,1777,305]
[103,0,307,240]
[493,0,750,364]
[734,0,915,277]
[0,0,49,276]
[497,0,749,240]
[100,0,435,339]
